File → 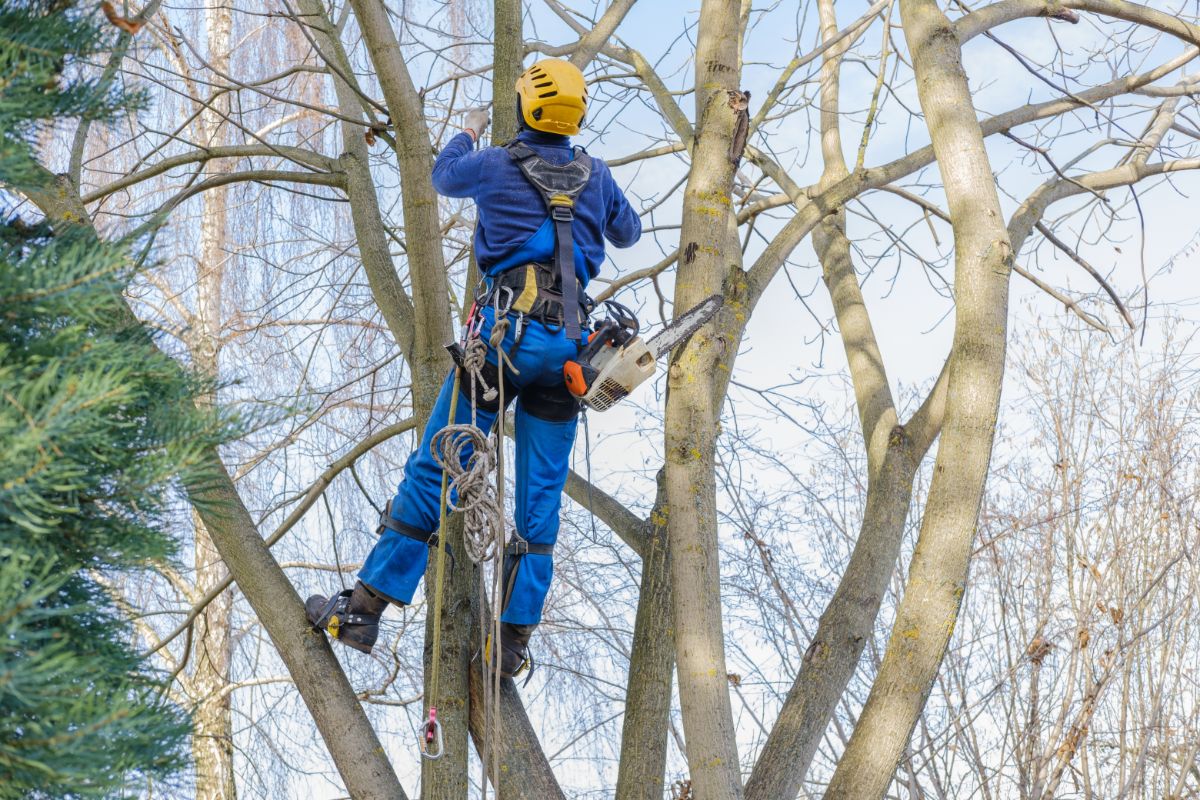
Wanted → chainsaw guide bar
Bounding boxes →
[646,294,724,359]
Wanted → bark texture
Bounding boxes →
[666,1,746,796]
[822,1,1013,796]
[614,485,674,800]
[190,6,238,797]
[348,0,453,424]
[467,667,566,800]
[186,452,411,800]
[492,0,523,143]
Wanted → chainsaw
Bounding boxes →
[563,295,724,411]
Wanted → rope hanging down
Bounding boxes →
[429,423,498,563]
[423,313,518,794]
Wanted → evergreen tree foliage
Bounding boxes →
[0,3,228,796]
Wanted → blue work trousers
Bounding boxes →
[359,306,581,625]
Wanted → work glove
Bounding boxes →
[463,106,490,141]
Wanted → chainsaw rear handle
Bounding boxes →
[579,319,620,361]
[564,320,619,398]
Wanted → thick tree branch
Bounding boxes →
[563,470,650,557]
[83,144,336,204]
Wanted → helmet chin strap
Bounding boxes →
[515,98,531,132]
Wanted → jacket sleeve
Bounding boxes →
[432,132,488,198]
[599,162,642,248]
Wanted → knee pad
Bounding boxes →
[518,382,580,422]
[462,359,516,414]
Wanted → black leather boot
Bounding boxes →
[488,622,536,679]
[306,581,393,654]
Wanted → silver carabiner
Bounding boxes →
[493,285,514,317]
[418,708,444,760]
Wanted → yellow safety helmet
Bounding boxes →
[515,59,588,136]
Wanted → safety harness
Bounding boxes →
[500,140,593,341]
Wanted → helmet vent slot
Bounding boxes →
[538,90,558,98]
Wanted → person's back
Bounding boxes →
[305,59,642,683]
[432,127,641,285]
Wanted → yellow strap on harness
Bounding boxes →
[512,264,538,315]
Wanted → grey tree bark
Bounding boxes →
[492,0,523,143]
[822,1,1014,795]
[614,480,674,800]
[665,1,747,796]
[189,6,238,797]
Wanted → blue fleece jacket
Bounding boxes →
[432,129,641,285]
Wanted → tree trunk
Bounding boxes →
[190,539,236,800]
[491,0,522,144]
[822,1,1013,796]
[189,6,237,797]
[467,664,566,800]
[666,1,746,796]
[186,451,411,800]
[615,484,674,800]
[347,0,453,424]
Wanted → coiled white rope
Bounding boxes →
[429,323,520,565]
[429,421,498,564]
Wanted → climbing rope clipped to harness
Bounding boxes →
[421,293,528,787]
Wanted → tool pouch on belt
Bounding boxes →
[504,141,593,341]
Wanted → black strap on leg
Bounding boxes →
[500,538,552,615]
[504,538,554,557]
[377,501,455,565]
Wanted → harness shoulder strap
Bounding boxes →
[504,140,538,161]
[502,141,593,341]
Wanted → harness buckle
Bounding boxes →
[550,204,574,222]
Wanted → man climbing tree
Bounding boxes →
[306,58,641,678]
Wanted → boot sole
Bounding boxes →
[337,635,375,655]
